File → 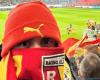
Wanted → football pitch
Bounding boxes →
[0,8,100,43]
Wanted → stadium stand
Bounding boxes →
[0,0,100,6]
[0,0,100,10]
[0,0,68,10]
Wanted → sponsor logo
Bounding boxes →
[43,54,64,66]
[42,54,64,80]
[24,24,44,37]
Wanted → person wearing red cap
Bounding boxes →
[0,1,75,80]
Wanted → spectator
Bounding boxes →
[84,44,100,56]
[79,53,100,80]
[0,1,74,80]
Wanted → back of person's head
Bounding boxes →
[1,1,61,57]
[79,53,100,79]
[85,44,99,54]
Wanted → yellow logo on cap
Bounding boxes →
[24,24,44,37]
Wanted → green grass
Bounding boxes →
[0,11,8,43]
[0,8,100,43]
[51,8,100,41]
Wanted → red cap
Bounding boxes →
[2,1,61,57]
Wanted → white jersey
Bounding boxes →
[83,29,97,41]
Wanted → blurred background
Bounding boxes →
[0,0,100,7]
